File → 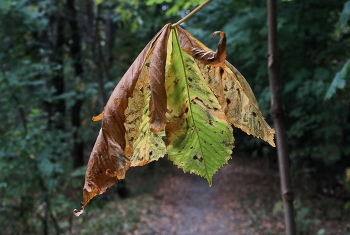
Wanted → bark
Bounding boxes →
[48,13,65,131]
[67,0,85,168]
[267,1,296,234]
[105,12,117,66]
[92,4,107,107]
[37,2,65,233]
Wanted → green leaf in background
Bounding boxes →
[340,1,350,27]
[94,0,103,5]
[165,29,234,185]
[146,0,205,15]
[325,59,350,99]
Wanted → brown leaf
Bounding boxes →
[77,24,172,213]
[176,26,227,67]
[149,25,171,133]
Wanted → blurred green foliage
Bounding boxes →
[178,0,350,168]
[0,0,349,234]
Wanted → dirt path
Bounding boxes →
[141,156,263,235]
[74,153,349,235]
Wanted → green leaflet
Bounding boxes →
[165,29,234,185]
[125,57,166,167]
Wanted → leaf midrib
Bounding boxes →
[173,28,211,182]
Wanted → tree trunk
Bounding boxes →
[67,0,85,168]
[267,1,296,234]
[48,13,65,131]
[92,4,107,108]
[39,3,65,233]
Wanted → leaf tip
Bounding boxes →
[92,111,104,121]
[212,31,225,39]
[73,206,84,216]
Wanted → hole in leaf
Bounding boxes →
[226,98,231,104]
[193,155,198,160]
[149,151,153,156]
[252,112,257,117]
[190,146,194,149]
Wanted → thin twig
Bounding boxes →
[171,0,213,28]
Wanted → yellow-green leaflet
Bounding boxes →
[125,57,166,166]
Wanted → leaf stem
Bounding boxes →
[171,0,213,28]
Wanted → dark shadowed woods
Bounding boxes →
[0,0,349,234]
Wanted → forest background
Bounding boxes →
[0,0,349,234]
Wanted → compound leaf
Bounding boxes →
[75,24,275,215]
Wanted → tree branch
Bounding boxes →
[171,0,212,28]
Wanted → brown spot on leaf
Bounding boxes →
[219,67,225,77]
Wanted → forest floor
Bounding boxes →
[72,151,350,235]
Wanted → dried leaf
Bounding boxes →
[177,27,227,67]
[149,25,171,133]
[76,24,275,215]
[75,24,171,214]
